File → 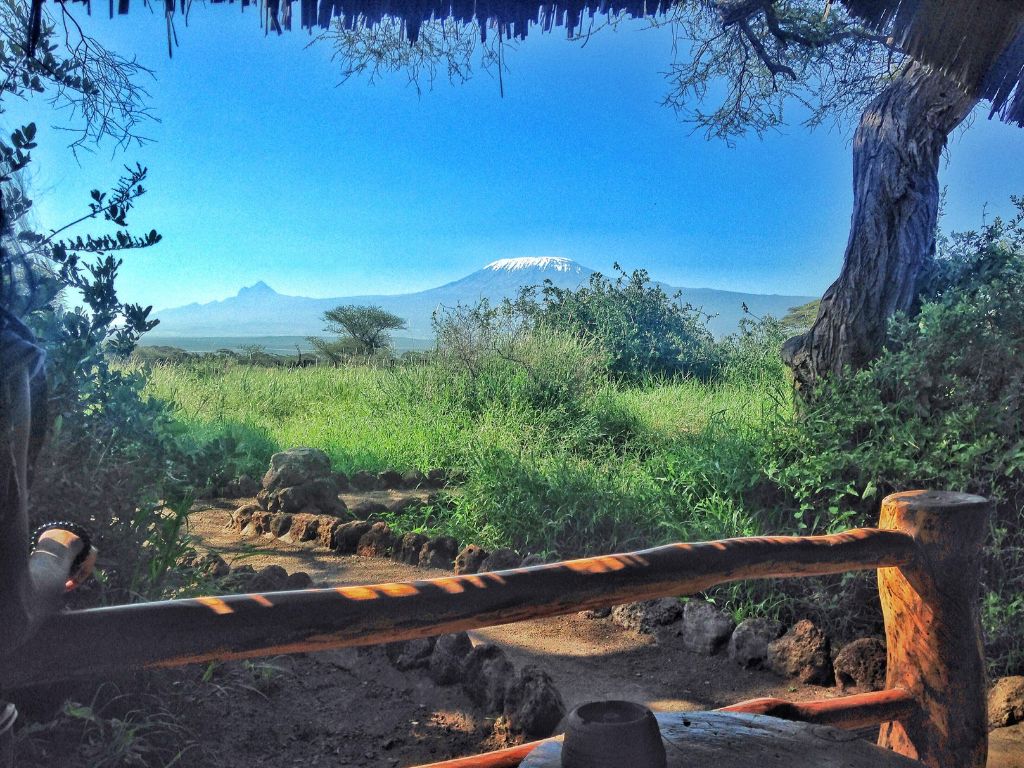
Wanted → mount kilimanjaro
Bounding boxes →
[149,257,814,340]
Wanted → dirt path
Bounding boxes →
[187,505,1024,767]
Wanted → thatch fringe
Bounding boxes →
[842,0,1024,126]
[23,0,1024,126]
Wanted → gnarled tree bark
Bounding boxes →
[783,61,977,390]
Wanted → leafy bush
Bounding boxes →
[717,313,791,387]
[432,300,611,431]
[768,200,1024,672]
[525,265,720,383]
[3,131,253,604]
[0,131,193,603]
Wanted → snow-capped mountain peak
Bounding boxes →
[484,256,580,273]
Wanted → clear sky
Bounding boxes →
[12,7,1024,310]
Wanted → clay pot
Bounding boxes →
[561,700,666,768]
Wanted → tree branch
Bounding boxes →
[739,19,796,79]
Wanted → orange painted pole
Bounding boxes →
[877,491,991,768]
[721,688,918,729]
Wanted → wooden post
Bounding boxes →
[877,490,991,768]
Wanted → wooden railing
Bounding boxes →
[0,490,992,768]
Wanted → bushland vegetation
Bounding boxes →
[144,214,1024,675]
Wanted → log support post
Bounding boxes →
[877,490,992,768]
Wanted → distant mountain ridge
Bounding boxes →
[150,257,814,339]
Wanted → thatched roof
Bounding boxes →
[35,0,1024,125]
[843,0,1024,126]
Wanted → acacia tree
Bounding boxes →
[318,304,406,357]
[325,1,995,390]
[660,2,978,389]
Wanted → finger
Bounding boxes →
[65,546,99,592]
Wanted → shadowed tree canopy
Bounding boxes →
[36,0,1022,125]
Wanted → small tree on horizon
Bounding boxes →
[317,304,407,357]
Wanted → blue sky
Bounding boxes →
[13,7,1024,310]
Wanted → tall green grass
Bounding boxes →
[146,362,470,472]
[144,357,793,557]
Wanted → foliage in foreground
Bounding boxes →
[770,200,1024,675]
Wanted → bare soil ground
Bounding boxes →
[184,503,1024,768]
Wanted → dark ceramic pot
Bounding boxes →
[561,700,667,768]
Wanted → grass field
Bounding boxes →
[145,359,794,557]
[142,353,1024,671]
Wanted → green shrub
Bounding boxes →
[527,265,720,383]
[768,200,1024,671]
[717,313,791,388]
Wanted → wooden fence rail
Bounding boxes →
[0,490,993,768]
[0,528,915,687]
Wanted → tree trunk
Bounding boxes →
[782,61,978,390]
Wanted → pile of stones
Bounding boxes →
[593,597,888,691]
[989,676,1024,729]
[213,451,1024,732]
[208,451,451,501]
[383,632,565,739]
[179,550,315,593]
[227,448,542,576]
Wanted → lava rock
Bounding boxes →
[286,513,322,542]
[420,536,459,570]
[236,474,260,497]
[377,469,403,489]
[179,551,229,579]
[462,643,514,713]
[480,548,521,573]
[224,564,255,590]
[349,470,381,492]
[425,468,447,488]
[385,637,438,671]
[394,532,429,565]
[989,676,1024,729]
[334,520,372,554]
[262,477,345,516]
[611,598,683,634]
[351,500,390,518]
[319,519,345,549]
[833,637,887,692]
[768,620,832,684]
[268,513,293,538]
[455,545,489,575]
[681,601,735,655]
[387,496,423,514]
[231,503,260,532]
[356,522,396,557]
[579,607,612,619]
[262,447,334,491]
[247,565,289,593]
[729,618,785,669]
[333,471,351,492]
[503,665,566,738]
[247,512,274,536]
[284,571,313,590]
[429,632,473,685]
[402,469,427,488]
